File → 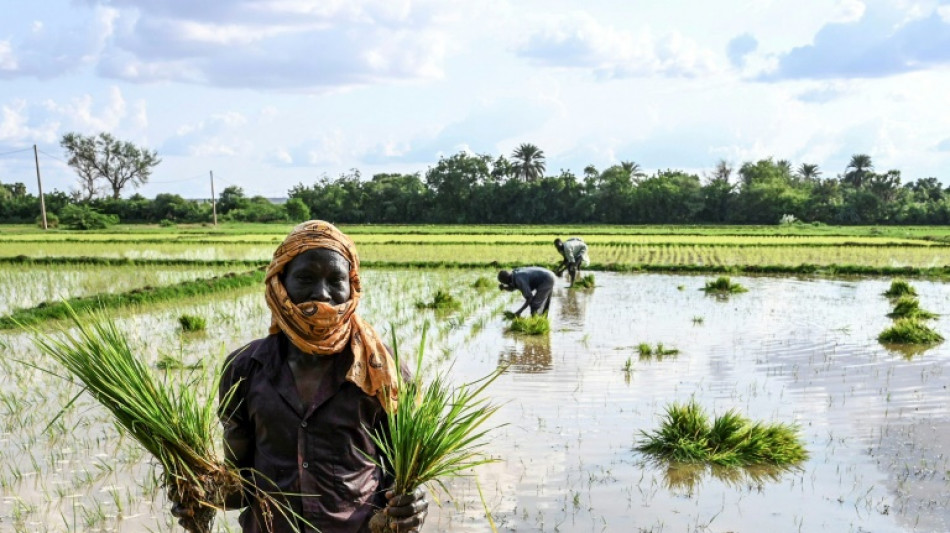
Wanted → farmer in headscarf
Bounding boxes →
[553,237,590,287]
[173,220,427,533]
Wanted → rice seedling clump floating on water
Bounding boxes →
[884,279,917,298]
[179,314,207,332]
[637,400,808,466]
[471,276,495,290]
[701,276,747,294]
[507,315,550,335]
[878,318,944,345]
[26,306,242,532]
[368,327,505,532]
[637,342,679,360]
[415,289,462,311]
[571,275,596,289]
[887,296,938,320]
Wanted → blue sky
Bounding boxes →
[1,0,949,199]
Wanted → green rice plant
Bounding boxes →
[622,357,633,373]
[571,275,595,289]
[692,316,704,324]
[156,355,206,370]
[471,276,495,290]
[367,325,505,531]
[178,314,207,332]
[884,279,917,298]
[638,343,680,360]
[878,318,944,345]
[887,296,938,320]
[24,306,241,533]
[415,289,462,311]
[701,276,747,294]
[637,400,808,466]
[507,315,550,335]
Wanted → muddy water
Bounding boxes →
[2,270,950,532]
[425,273,950,533]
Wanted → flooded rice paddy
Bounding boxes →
[1,269,949,532]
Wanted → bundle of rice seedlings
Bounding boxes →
[571,275,596,289]
[368,326,505,531]
[701,276,747,294]
[507,315,550,335]
[887,296,938,320]
[471,276,495,290]
[637,343,680,360]
[26,306,241,533]
[179,314,207,332]
[637,400,808,467]
[884,279,917,298]
[415,289,462,311]
[878,318,944,345]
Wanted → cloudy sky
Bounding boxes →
[1,0,949,199]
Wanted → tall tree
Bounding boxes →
[843,154,873,188]
[797,163,821,181]
[511,143,546,182]
[61,132,161,199]
[620,160,646,182]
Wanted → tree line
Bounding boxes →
[2,137,949,227]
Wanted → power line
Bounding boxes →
[0,147,33,157]
[36,148,69,164]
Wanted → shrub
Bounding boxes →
[159,218,176,227]
[37,212,59,228]
[637,400,808,466]
[878,318,943,345]
[178,314,207,332]
[60,203,119,230]
[507,315,550,335]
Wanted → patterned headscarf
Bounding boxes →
[264,220,398,410]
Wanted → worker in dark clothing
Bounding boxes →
[497,267,557,317]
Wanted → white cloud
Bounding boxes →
[515,12,720,79]
[163,112,250,157]
[43,86,128,132]
[939,4,950,22]
[0,99,60,143]
[832,0,866,23]
[0,41,17,71]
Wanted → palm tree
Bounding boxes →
[844,154,873,188]
[620,160,646,182]
[797,163,821,181]
[511,143,546,182]
[776,159,793,176]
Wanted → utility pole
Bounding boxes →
[33,144,48,230]
[210,170,217,226]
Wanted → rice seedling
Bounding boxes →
[692,316,704,324]
[884,279,917,298]
[622,357,633,373]
[637,343,680,360]
[887,296,938,320]
[178,314,207,332]
[21,305,294,533]
[878,318,944,345]
[507,315,551,335]
[367,326,505,531]
[701,276,747,294]
[415,289,462,311]
[471,276,495,290]
[571,275,596,289]
[156,355,206,370]
[637,400,808,466]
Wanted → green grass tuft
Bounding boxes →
[884,279,917,298]
[878,318,944,344]
[415,289,462,311]
[637,400,808,466]
[156,355,206,370]
[178,314,207,332]
[637,342,680,360]
[507,315,550,335]
[887,296,938,320]
[701,276,747,294]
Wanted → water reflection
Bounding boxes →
[557,287,589,326]
[499,337,552,373]
[881,342,943,360]
[658,460,800,496]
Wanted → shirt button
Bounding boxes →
[302,462,309,469]
[301,421,307,428]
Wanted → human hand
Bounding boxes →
[383,487,428,533]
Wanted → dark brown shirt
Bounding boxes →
[219,333,391,533]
